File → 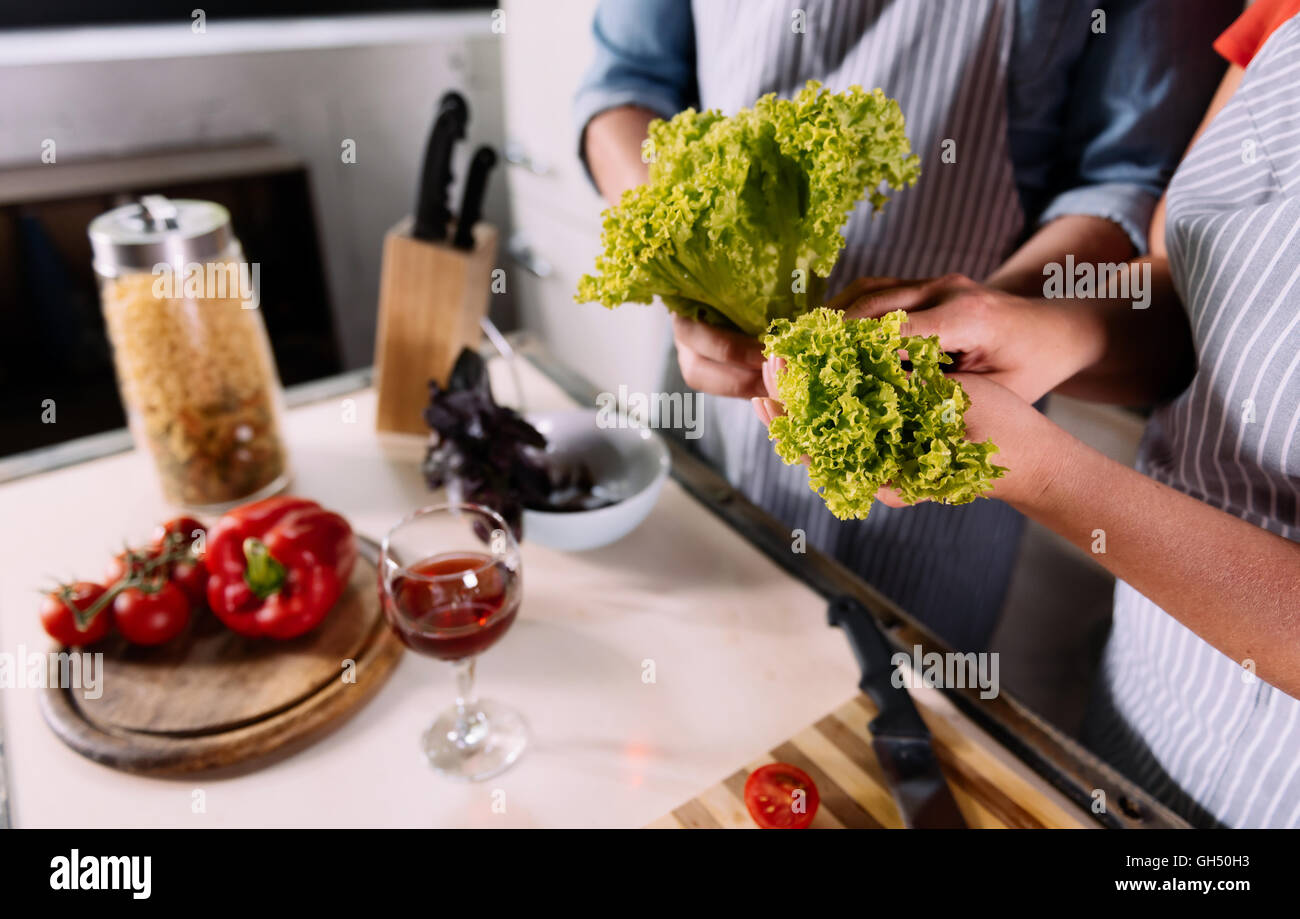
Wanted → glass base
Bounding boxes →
[422,699,528,781]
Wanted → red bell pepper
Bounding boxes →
[205,496,357,639]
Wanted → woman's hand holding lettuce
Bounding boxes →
[758,308,1006,519]
[827,273,1105,405]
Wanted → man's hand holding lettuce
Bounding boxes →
[577,80,920,334]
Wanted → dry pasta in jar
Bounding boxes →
[90,198,290,510]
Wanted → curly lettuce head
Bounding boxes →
[576,81,920,335]
[762,308,1005,520]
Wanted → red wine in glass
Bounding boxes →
[384,552,519,661]
[380,502,527,781]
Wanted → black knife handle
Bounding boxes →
[437,91,469,132]
[828,596,930,739]
[453,146,497,250]
[413,109,463,241]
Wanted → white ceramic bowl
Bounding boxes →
[522,410,671,551]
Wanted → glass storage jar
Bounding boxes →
[89,196,290,511]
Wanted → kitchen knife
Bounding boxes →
[828,595,967,828]
[437,89,468,126]
[412,96,468,242]
[452,146,498,251]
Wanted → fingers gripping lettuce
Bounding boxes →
[762,308,1005,520]
[576,81,920,335]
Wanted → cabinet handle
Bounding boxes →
[504,139,552,176]
[507,234,554,278]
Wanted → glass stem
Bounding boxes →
[452,657,481,745]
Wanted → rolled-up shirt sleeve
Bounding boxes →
[1036,0,1238,253]
[573,0,698,169]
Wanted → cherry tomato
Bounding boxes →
[744,763,820,829]
[153,517,206,553]
[104,546,160,585]
[39,582,113,646]
[151,518,209,606]
[113,581,191,645]
[168,555,209,607]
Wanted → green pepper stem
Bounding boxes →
[243,538,287,599]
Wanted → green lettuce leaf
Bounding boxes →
[762,307,1005,520]
[576,81,920,335]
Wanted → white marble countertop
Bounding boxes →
[0,359,863,828]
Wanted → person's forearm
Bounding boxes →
[986,214,1135,297]
[986,213,1193,404]
[1053,255,1195,405]
[1009,433,1300,697]
[583,105,657,206]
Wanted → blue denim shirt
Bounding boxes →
[574,0,1238,253]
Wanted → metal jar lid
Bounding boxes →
[88,196,236,277]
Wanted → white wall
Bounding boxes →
[0,13,509,370]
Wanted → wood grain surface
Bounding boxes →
[373,217,498,434]
[40,544,404,775]
[650,690,1095,829]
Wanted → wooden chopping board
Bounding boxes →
[650,691,1094,829]
[40,538,404,775]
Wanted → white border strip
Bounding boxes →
[0,11,494,67]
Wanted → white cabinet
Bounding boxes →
[501,0,673,398]
[501,0,607,224]
[508,183,673,402]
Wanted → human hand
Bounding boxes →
[672,314,766,398]
[828,274,1103,404]
[753,362,1069,509]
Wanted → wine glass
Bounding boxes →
[380,502,527,780]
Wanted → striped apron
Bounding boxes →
[686,0,1026,649]
[1085,16,1300,828]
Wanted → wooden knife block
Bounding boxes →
[373,216,499,434]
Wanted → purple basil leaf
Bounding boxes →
[423,347,551,539]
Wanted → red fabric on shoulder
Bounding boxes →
[1214,0,1300,67]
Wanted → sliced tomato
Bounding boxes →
[744,763,820,829]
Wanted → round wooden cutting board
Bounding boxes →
[40,537,404,775]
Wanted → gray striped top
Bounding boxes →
[1086,15,1300,828]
